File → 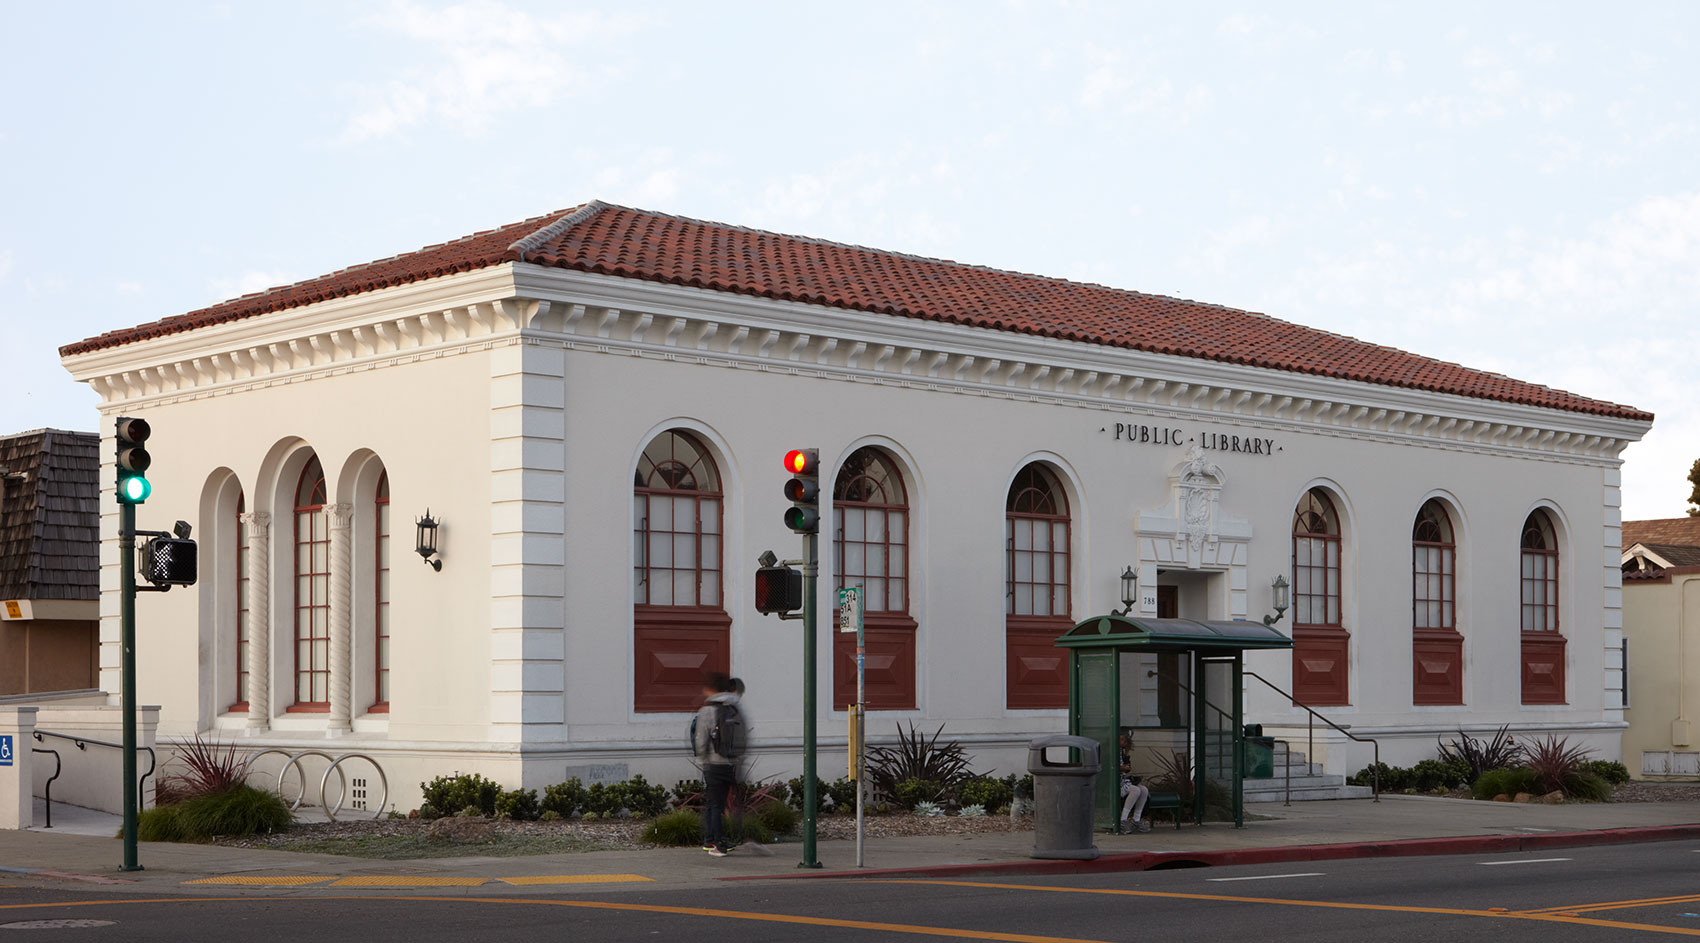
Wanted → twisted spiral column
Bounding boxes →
[241,511,271,732]
[327,502,354,735]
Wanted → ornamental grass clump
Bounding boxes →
[136,784,293,842]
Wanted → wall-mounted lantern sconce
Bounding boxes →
[1262,574,1290,627]
[415,510,442,571]
[1118,565,1138,616]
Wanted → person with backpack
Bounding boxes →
[693,672,744,856]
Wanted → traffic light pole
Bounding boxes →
[799,530,822,869]
[119,500,141,871]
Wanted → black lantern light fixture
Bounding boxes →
[1118,565,1138,616]
[1262,574,1290,627]
[415,510,442,571]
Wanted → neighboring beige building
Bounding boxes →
[1621,518,1700,779]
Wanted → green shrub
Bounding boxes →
[136,803,187,842]
[960,777,1014,812]
[641,809,703,845]
[787,775,827,815]
[421,773,501,817]
[137,785,293,842]
[640,807,777,846]
[672,779,705,808]
[1409,759,1469,792]
[766,780,791,807]
[825,777,860,813]
[540,809,562,822]
[1563,771,1613,802]
[496,787,541,821]
[755,799,798,835]
[584,782,620,817]
[541,778,585,818]
[417,802,442,820]
[1580,760,1631,786]
[1000,773,1034,799]
[895,778,941,810]
[622,774,670,818]
[1472,767,1540,800]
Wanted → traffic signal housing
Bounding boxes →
[141,536,198,587]
[115,416,152,504]
[782,448,819,534]
[754,563,803,615]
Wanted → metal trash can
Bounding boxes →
[1028,734,1101,860]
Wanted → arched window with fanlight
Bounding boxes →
[1005,463,1070,709]
[233,491,249,713]
[1412,499,1462,705]
[1291,488,1349,705]
[631,430,729,712]
[1520,509,1566,704]
[833,446,916,710]
[292,456,329,710]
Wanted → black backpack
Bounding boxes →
[708,702,745,760]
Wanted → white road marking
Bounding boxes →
[1477,857,1573,866]
[1206,872,1326,882]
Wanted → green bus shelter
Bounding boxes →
[1056,615,1292,830]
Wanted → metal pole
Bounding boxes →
[855,594,865,868]
[800,531,822,868]
[1232,653,1244,829]
[1192,653,1206,827]
[120,500,141,871]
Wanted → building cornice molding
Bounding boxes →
[61,262,1649,464]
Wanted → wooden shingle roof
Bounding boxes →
[0,429,99,601]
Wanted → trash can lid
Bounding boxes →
[1027,734,1101,772]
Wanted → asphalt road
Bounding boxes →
[7,841,1700,941]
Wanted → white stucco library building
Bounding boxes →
[57,201,1653,809]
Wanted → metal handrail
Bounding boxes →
[30,747,61,827]
[1243,671,1379,801]
[32,730,156,811]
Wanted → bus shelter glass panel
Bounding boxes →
[1075,651,1119,829]
[1200,658,1236,806]
[1116,651,1191,810]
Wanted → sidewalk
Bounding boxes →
[3,795,1698,895]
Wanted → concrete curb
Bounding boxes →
[726,824,1700,881]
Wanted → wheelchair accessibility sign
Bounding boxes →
[0,734,12,766]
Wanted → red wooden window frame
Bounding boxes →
[232,491,249,713]
[292,457,330,711]
[834,447,916,711]
[1006,463,1070,710]
[1292,488,1349,706]
[1412,499,1462,705]
[371,471,390,713]
[632,431,729,713]
[1520,510,1565,705]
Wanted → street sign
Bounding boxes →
[0,735,13,766]
[838,586,863,634]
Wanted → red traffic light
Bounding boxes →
[783,449,817,475]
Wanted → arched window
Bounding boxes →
[1005,463,1071,709]
[833,446,916,710]
[372,471,390,712]
[1291,488,1349,705]
[233,491,249,712]
[293,456,329,710]
[1413,501,1455,631]
[1520,509,1566,705]
[1412,499,1462,705]
[631,430,729,712]
[634,432,723,608]
[1520,511,1559,632]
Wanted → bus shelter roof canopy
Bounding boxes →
[1055,614,1293,654]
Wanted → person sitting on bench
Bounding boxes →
[1117,733,1151,833]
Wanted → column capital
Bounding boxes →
[240,510,271,532]
[327,503,355,531]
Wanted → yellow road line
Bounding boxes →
[183,875,335,886]
[0,895,1111,942]
[496,874,653,886]
[329,876,488,887]
[1524,894,1700,915]
[882,880,1700,938]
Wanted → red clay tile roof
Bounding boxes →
[1623,518,1700,550]
[62,201,1652,422]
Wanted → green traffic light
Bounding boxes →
[119,475,151,504]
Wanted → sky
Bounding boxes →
[2,1,1695,520]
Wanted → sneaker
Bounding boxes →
[702,844,717,851]
[707,845,729,857]
[1137,819,1152,833]
[1115,819,1129,835]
